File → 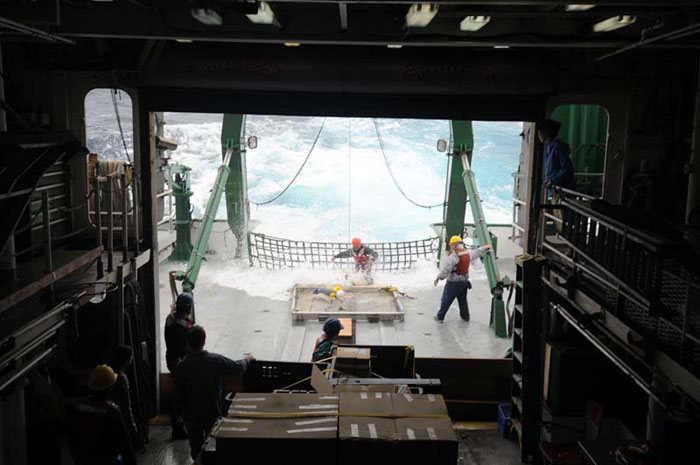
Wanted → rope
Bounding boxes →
[373,118,444,209]
[111,89,133,165]
[347,118,352,241]
[251,117,327,206]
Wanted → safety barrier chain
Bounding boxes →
[248,233,438,271]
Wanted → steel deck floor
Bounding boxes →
[157,229,520,366]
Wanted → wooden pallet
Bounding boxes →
[291,285,405,321]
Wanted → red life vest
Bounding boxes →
[352,246,371,265]
[454,251,471,275]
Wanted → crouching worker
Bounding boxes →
[312,286,345,302]
[175,326,254,460]
[312,317,344,362]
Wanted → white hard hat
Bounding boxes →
[335,290,346,298]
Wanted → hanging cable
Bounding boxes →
[251,117,327,206]
[347,118,352,240]
[373,118,444,209]
[111,89,132,165]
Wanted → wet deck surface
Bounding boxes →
[157,228,520,366]
[139,426,522,465]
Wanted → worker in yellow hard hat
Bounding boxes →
[433,235,491,322]
[66,364,137,465]
[332,237,379,273]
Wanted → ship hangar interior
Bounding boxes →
[1,1,700,465]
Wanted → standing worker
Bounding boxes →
[164,292,194,440]
[312,317,344,362]
[538,118,575,232]
[433,236,491,322]
[110,345,141,451]
[66,365,137,465]
[332,238,378,273]
[175,326,254,460]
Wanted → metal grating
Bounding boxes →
[248,233,438,271]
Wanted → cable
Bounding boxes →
[373,118,443,209]
[111,89,133,165]
[251,117,327,206]
[347,118,352,241]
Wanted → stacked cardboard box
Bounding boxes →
[338,392,457,465]
[216,393,340,465]
[216,392,457,465]
[335,347,371,377]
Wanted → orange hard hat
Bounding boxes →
[352,238,361,248]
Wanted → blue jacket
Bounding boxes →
[545,139,575,190]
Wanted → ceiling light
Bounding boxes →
[387,44,403,49]
[593,15,636,32]
[284,42,300,47]
[175,38,193,43]
[191,9,222,26]
[406,3,439,28]
[247,2,276,25]
[494,45,510,49]
[460,16,490,32]
[566,4,596,11]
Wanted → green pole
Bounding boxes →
[222,114,249,259]
[178,150,233,292]
[169,164,194,261]
[441,121,473,262]
[461,154,509,338]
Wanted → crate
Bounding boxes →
[498,403,512,437]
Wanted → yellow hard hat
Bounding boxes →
[333,286,342,292]
[448,235,463,246]
[330,292,337,299]
[87,364,117,391]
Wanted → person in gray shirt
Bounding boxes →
[433,235,491,322]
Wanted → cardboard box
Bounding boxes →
[391,393,449,417]
[227,393,339,418]
[339,392,393,417]
[394,418,458,465]
[335,347,371,377]
[216,416,337,465]
[338,417,397,465]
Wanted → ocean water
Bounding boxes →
[84,89,522,243]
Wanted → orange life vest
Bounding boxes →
[454,251,470,275]
[352,246,371,265]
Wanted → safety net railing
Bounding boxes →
[248,233,439,271]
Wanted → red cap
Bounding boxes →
[352,238,361,248]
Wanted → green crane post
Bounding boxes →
[461,154,510,338]
[440,120,473,261]
[221,114,249,259]
[169,164,194,261]
[176,149,234,292]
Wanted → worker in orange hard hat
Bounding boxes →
[332,237,378,273]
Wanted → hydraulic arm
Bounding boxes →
[460,153,511,338]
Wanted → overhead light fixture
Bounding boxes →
[566,4,596,11]
[175,38,193,43]
[593,15,636,32]
[247,2,277,25]
[284,42,300,47]
[494,45,510,49]
[387,44,403,49]
[405,3,439,28]
[191,9,223,26]
[460,16,490,32]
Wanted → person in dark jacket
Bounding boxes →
[164,292,194,439]
[312,317,344,362]
[538,119,575,192]
[66,365,137,465]
[332,237,378,273]
[110,345,141,451]
[175,325,254,460]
